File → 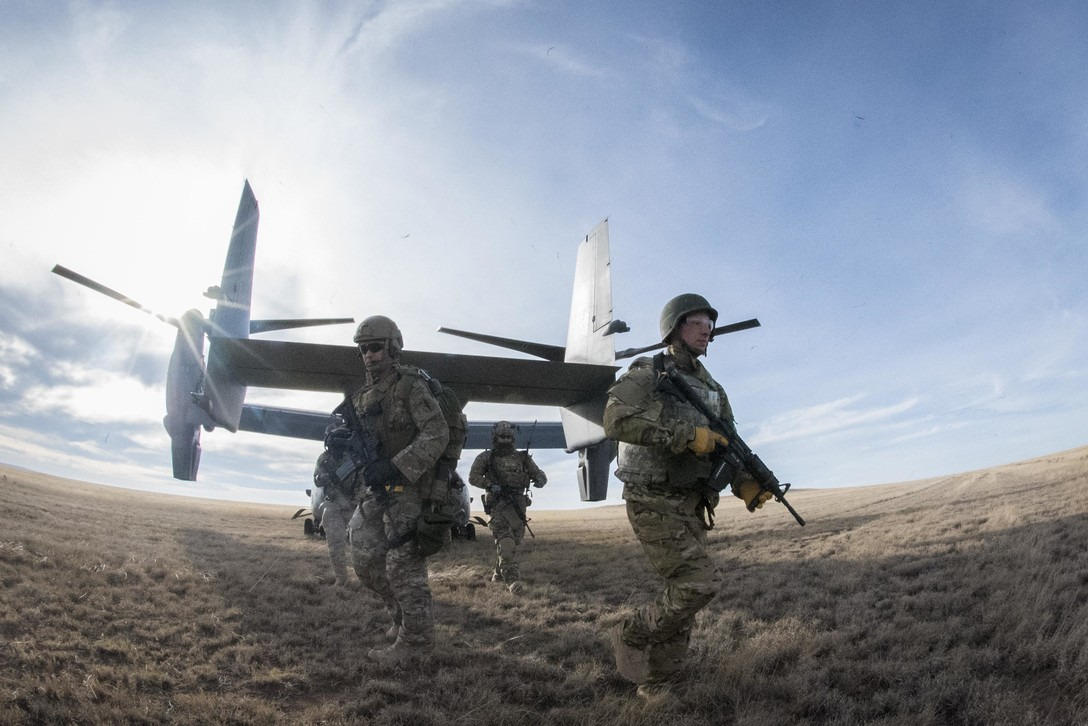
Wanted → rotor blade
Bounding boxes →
[437,326,566,362]
[249,318,355,335]
[51,264,177,327]
[615,318,761,360]
[614,341,663,360]
[712,318,761,337]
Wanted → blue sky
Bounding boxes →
[1,1,1085,511]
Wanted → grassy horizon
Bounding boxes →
[2,446,1087,725]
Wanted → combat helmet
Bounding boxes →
[353,315,404,357]
[323,423,353,454]
[492,420,517,443]
[659,293,718,343]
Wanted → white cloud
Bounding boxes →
[512,42,611,78]
[687,94,769,132]
[24,371,165,426]
[957,165,1058,237]
[0,333,35,388]
[751,394,920,446]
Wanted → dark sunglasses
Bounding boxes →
[358,341,386,354]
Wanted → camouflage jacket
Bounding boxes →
[349,364,449,494]
[604,348,733,510]
[468,448,547,492]
[313,450,358,503]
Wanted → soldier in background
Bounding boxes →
[468,421,547,594]
[603,293,772,701]
[312,427,359,586]
[345,315,449,665]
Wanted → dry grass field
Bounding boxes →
[3,446,1088,725]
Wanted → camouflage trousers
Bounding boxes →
[488,496,528,583]
[621,498,722,682]
[350,489,433,647]
[320,496,356,583]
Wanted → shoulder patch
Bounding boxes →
[395,364,426,380]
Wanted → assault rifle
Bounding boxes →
[655,357,805,526]
[485,455,535,539]
[331,396,390,507]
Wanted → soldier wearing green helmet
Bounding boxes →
[603,293,772,701]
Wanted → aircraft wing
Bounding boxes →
[216,338,618,413]
[238,403,566,449]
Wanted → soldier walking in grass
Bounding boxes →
[312,430,359,586]
[343,315,450,665]
[468,421,547,594]
[603,293,773,701]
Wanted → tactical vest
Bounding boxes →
[615,354,728,491]
[483,449,535,490]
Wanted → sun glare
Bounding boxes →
[48,155,246,319]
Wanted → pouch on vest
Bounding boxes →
[415,508,454,557]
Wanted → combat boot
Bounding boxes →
[610,622,650,684]
[636,682,681,708]
[382,606,402,640]
[367,638,431,666]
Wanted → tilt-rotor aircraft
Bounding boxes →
[52,181,760,510]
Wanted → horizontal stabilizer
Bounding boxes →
[239,404,569,452]
[438,327,566,362]
[239,404,333,441]
[465,421,565,450]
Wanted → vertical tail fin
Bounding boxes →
[563,219,615,366]
[202,180,260,432]
[561,219,617,500]
[208,179,259,338]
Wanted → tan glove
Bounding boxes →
[687,427,729,456]
[733,479,773,512]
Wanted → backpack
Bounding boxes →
[389,365,467,463]
[421,369,468,463]
[397,366,468,555]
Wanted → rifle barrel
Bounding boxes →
[658,362,805,527]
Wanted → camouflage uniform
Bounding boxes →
[603,342,737,685]
[313,450,357,585]
[348,362,449,653]
[468,431,547,587]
